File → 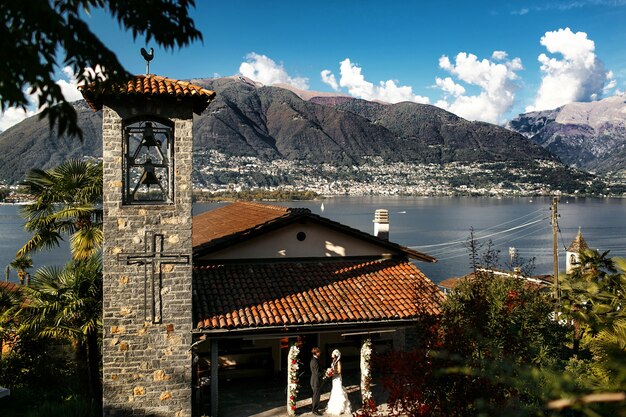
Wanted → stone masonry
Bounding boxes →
[102,100,194,417]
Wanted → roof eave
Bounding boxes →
[79,76,216,114]
[192,317,439,337]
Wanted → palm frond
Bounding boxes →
[70,225,103,260]
[18,159,102,259]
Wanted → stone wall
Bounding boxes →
[102,101,194,417]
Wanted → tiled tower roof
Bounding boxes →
[567,228,589,252]
[80,74,215,114]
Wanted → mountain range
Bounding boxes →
[0,76,613,191]
[506,95,626,175]
[190,77,553,166]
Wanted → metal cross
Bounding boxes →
[117,231,190,323]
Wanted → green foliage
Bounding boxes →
[378,237,571,417]
[21,396,99,417]
[18,257,102,341]
[8,160,104,407]
[0,283,21,350]
[0,1,202,137]
[0,334,77,401]
[434,271,570,416]
[560,251,626,398]
[443,272,567,367]
[18,159,103,260]
[1,390,97,417]
[9,255,33,284]
[15,256,103,405]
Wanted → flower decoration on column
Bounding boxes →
[360,337,376,414]
[287,344,300,416]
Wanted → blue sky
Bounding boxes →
[2,0,626,130]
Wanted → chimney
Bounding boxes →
[374,209,389,241]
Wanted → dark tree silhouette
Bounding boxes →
[0,1,202,137]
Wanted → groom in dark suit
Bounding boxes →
[310,347,322,415]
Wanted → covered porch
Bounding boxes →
[191,325,403,417]
[191,257,444,416]
[216,373,381,417]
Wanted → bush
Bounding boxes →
[0,336,79,406]
[2,394,98,417]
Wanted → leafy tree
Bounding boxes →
[560,249,623,351]
[1,1,202,137]
[9,255,33,285]
[561,252,626,395]
[378,237,569,417]
[434,271,568,416]
[16,256,103,405]
[17,159,103,260]
[377,237,626,417]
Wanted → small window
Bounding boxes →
[296,232,306,241]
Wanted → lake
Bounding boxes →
[197,196,626,282]
[2,197,625,284]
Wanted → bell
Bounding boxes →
[138,170,160,186]
[132,158,165,198]
[140,122,159,147]
[138,158,161,186]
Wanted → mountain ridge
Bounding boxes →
[0,76,595,194]
[506,95,626,174]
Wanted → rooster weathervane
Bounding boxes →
[141,47,154,75]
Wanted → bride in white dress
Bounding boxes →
[326,349,351,415]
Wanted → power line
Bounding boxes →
[409,208,548,249]
[409,215,548,251]
[422,218,551,259]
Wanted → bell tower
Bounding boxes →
[82,75,214,416]
[566,227,589,275]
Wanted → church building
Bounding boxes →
[191,202,443,415]
[566,228,590,274]
[81,72,443,417]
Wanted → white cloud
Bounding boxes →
[0,107,35,133]
[0,66,83,132]
[239,53,309,89]
[320,70,339,91]
[81,64,108,84]
[511,1,626,15]
[435,77,465,97]
[603,70,617,93]
[512,8,529,15]
[491,50,508,61]
[321,59,430,104]
[435,51,523,124]
[527,28,612,112]
[57,66,83,102]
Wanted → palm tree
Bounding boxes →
[17,159,103,260]
[569,249,616,282]
[16,256,103,404]
[10,255,33,285]
[0,283,22,358]
[562,250,625,352]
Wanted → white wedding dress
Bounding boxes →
[326,371,351,415]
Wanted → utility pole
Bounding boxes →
[551,197,560,309]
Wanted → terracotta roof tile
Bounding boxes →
[0,282,20,292]
[193,202,292,249]
[567,228,589,252]
[80,74,215,114]
[193,259,444,331]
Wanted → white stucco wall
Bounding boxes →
[196,220,398,261]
